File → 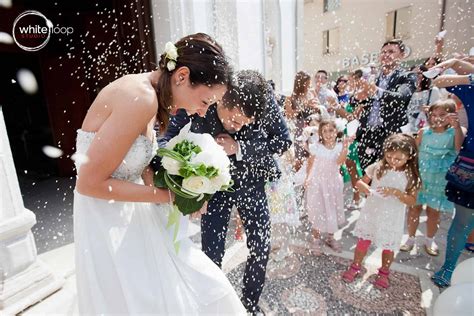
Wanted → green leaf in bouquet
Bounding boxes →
[153,168,167,188]
[205,166,219,178]
[178,164,196,178]
[174,194,211,215]
[173,140,202,160]
[179,163,219,178]
[156,148,185,163]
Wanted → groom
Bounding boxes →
[157,70,291,314]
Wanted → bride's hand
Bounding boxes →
[142,166,155,186]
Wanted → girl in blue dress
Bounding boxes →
[401,100,465,256]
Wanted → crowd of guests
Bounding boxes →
[254,37,473,290]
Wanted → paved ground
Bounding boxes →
[19,176,75,254]
[228,248,426,315]
[17,176,473,315]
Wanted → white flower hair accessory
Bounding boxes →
[164,41,178,71]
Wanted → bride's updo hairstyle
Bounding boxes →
[156,33,231,131]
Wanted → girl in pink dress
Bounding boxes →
[304,119,352,254]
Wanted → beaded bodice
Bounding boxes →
[75,129,157,181]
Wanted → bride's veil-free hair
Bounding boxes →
[155,33,232,132]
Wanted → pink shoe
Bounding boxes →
[342,263,362,283]
[234,226,244,241]
[373,268,390,289]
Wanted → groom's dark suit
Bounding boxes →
[157,94,292,310]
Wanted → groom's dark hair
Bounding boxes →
[221,70,269,122]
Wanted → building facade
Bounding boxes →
[302,0,473,78]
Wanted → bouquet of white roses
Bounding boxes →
[154,122,233,215]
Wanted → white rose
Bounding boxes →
[161,156,181,175]
[165,42,178,60]
[186,133,216,152]
[210,171,232,191]
[166,60,176,71]
[191,150,230,172]
[182,176,214,195]
[165,122,192,150]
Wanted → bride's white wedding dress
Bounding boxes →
[74,129,246,315]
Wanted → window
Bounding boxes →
[322,28,339,55]
[386,6,411,40]
[323,0,341,12]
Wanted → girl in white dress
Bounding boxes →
[342,134,421,289]
[74,33,246,315]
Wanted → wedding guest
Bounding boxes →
[401,100,465,256]
[431,58,474,287]
[335,74,364,209]
[424,35,445,69]
[405,65,441,133]
[284,71,321,170]
[310,69,338,112]
[355,39,417,170]
[304,119,351,254]
[334,75,350,104]
[343,134,421,289]
[266,146,300,261]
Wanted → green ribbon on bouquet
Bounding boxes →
[166,204,182,253]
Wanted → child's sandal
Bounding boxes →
[373,267,390,289]
[342,263,362,283]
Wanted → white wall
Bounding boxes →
[236,0,266,73]
[151,0,298,94]
[302,0,447,75]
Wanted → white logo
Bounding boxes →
[12,10,73,52]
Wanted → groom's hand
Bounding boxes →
[215,133,238,155]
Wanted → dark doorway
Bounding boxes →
[1,52,56,179]
[0,0,157,253]
[1,0,156,178]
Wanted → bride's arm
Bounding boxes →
[76,87,171,204]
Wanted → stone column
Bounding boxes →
[0,107,64,315]
[263,0,283,89]
[295,0,305,72]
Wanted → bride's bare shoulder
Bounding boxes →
[96,73,158,113]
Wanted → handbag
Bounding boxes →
[446,151,474,192]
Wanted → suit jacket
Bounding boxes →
[359,68,417,135]
[155,92,292,189]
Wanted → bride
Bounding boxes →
[73,33,246,315]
